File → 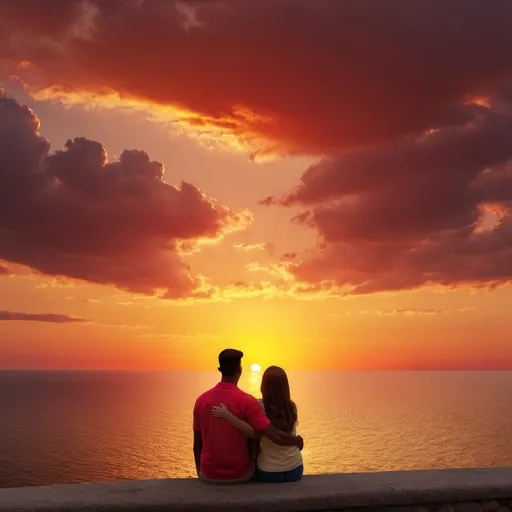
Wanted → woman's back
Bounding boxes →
[257,399,303,472]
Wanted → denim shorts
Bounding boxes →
[255,463,304,483]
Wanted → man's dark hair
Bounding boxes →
[218,348,243,377]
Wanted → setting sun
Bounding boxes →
[250,363,262,372]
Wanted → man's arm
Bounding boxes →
[212,403,261,438]
[244,398,304,449]
[262,424,304,449]
[249,437,260,462]
[192,401,202,476]
[193,430,203,476]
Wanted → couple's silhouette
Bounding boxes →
[193,349,304,484]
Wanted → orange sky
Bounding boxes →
[0,83,510,371]
[1,1,512,370]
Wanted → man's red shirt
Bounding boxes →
[193,382,270,480]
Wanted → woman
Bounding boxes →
[212,366,303,483]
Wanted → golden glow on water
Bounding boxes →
[2,371,512,488]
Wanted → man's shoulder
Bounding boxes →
[195,385,257,407]
[234,388,259,405]
[194,386,216,406]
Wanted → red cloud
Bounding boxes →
[0,91,250,297]
[285,112,512,293]
[3,1,512,155]
[3,1,512,296]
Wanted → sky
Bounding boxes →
[0,0,512,371]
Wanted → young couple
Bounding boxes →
[193,349,304,484]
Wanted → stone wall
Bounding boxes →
[336,500,512,512]
[2,467,512,512]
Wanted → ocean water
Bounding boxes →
[1,370,512,488]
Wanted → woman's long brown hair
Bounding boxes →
[260,366,297,433]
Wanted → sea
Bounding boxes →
[1,370,512,488]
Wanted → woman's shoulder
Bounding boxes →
[257,398,264,410]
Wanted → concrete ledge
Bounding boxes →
[2,467,512,512]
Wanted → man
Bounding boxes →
[193,349,304,483]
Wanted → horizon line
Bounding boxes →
[1,368,512,373]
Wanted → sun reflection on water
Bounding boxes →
[246,368,262,396]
